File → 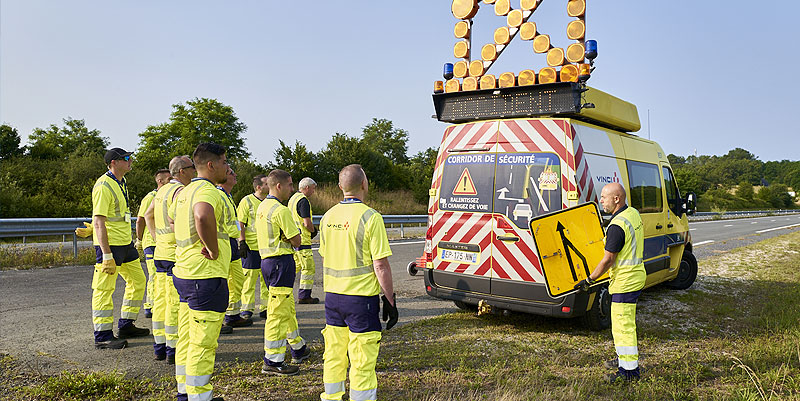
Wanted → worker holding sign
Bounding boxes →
[574,182,646,382]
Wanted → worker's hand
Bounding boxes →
[310,227,318,239]
[100,258,116,275]
[573,277,595,292]
[75,222,93,238]
[381,293,398,330]
[134,238,143,253]
[239,239,250,255]
[201,246,218,260]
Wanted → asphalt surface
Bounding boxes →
[1,215,799,378]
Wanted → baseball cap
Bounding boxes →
[104,148,133,164]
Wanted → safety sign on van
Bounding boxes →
[493,152,562,228]
[529,202,609,298]
[440,153,494,212]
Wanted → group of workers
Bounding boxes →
[79,143,398,401]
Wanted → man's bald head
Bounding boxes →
[599,182,627,214]
[338,164,367,193]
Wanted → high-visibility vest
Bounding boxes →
[173,178,230,279]
[138,190,157,249]
[255,197,298,258]
[91,172,131,246]
[288,192,313,246]
[607,206,647,294]
[154,181,183,262]
[237,194,263,249]
[319,201,391,297]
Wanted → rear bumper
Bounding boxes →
[423,269,591,318]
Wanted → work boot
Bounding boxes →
[298,297,320,304]
[291,347,311,364]
[144,308,152,318]
[118,324,150,339]
[261,362,299,376]
[240,311,253,320]
[95,337,128,349]
[603,358,618,370]
[220,325,233,335]
[259,310,267,319]
[607,368,640,383]
[166,354,175,365]
[224,316,253,328]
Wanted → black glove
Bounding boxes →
[573,277,594,292]
[238,240,249,255]
[381,293,398,330]
[310,227,318,239]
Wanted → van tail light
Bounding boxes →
[496,216,512,229]
[424,217,434,263]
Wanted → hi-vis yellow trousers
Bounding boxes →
[91,259,145,340]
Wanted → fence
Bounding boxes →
[1,211,796,258]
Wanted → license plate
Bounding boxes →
[440,249,479,264]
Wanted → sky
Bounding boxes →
[2,1,799,164]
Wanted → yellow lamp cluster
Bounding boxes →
[440,0,591,93]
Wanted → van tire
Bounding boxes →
[454,300,477,311]
[582,286,611,331]
[666,250,697,290]
[407,261,418,277]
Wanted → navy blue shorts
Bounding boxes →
[324,292,382,333]
[95,243,138,265]
[260,254,296,289]
[229,238,240,262]
[144,246,155,257]
[154,259,175,275]
[611,290,642,304]
[241,249,261,269]
[172,277,228,313]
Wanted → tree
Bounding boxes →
[137,98,249,174]
[27,118,108,159]
[361,118,409,165]
[735,181,754,200]
[271,140,318,182]
[407,147,438,203]
[0,124,23,160]
[319,133,394,188]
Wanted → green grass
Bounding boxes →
[4,232,800,400]
[0,244,95,270]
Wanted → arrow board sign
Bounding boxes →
[529,202,608,298]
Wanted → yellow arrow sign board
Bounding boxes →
[529,202,608,298]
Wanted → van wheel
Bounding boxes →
[407,261,418,277]
[666,251,698,290]
[454,300,477,311]
[582,286,611,331]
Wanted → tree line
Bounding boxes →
[669,148,798,211]
[0,98,437,218]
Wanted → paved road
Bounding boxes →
[2,215,799,378]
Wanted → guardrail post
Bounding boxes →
[73,233,78,259]
[400,223,405,238]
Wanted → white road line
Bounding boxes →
[771,219,776,222]
[751,222,757,224]
[724,224,733,227]
[755,223,800,234]
[694,240,715,246]
[312,240,425,251]
[689,228,696,231]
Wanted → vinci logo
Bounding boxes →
[596,172,620,184]
[327,221,350,231]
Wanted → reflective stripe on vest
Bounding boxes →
[258,201,293,256]
[613,214,643,267]
[94,180,125,222]
[156,182,181,236]
[322,207,379,291]
[245,195,257,233]
[175,183,228,248]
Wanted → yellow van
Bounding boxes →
[412,83,698,330]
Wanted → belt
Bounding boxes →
[297,245,312,250]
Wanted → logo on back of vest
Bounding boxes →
[327,221,350,231]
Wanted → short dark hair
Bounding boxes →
[193,143,226,167]
[154,168,170,178]
[266,169,292,189]
[252,174,267,191]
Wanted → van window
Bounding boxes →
[627,161,662,213]
[439,153,495,213]
[662,166,680,216]
[493,152,562,228]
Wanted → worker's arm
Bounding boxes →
[194,202,219,260]
[301,217,314,233]
[287,233,301,249]
[93,215,111,255]
[373,257,395,306]
[588,250,617,281]
[238,224,246,242]
[135,216,146,242]
[144,201,157,242]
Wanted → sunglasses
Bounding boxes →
[117,155,131,161]
[181,164,196,171]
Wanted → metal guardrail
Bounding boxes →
[2,211,797,258]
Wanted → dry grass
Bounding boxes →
[310,183,427,215]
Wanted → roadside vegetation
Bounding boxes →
[3,231,800,400]
[0,244,95,270]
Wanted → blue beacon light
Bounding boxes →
[585,40,598,61]
[443,63,454,80]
